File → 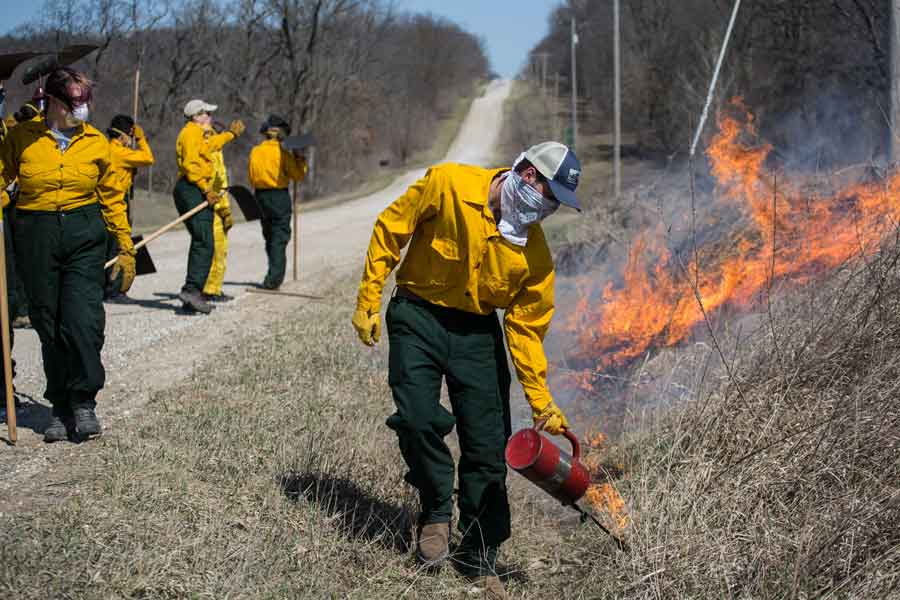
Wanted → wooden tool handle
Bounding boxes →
[292,180,299,282]
[105,201,209,269]
[0,216,16,443]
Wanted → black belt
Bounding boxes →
[393,285,497,322]
[395,286,428,304]
[16,202,100,216]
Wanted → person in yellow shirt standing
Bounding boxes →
[104,114,154,301]
[0,67,136,442]
[352,142,582,599]
[248,115,307,290]
[174,99,243,313]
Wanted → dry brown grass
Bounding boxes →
[554,174,900,597]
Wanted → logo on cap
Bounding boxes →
[566,168,581,187]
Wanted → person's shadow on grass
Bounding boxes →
[277,470,530,585]
[0,392,51,444]
[279,470,413,554]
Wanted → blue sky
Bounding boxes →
[394,0,556,77]
[1,1,557,78]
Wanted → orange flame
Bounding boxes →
[563,98,900,384]
[586,483,630,532]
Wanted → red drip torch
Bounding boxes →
[506,427,628,551]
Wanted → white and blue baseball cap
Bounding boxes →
[524,141,582,211]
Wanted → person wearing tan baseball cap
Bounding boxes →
[183,99,218,118]
[352,141,582,599]
[173,99,245,313]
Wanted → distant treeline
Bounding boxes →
[530,1,889,167]
[0,0,489,195]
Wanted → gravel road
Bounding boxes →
[0,80,511,499]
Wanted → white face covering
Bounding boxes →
[61,104,89,128]
[497,155,560,246]
[71,104,90,123]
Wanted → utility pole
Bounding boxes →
[553,72,561,139]
[534,51,549,96]
[613,0,621,198]
[891,0,900,163]
[571,16,578,152]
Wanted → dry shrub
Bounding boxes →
[578,230,900,598]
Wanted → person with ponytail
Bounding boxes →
[247,114,307,290]
[103,114,154,301]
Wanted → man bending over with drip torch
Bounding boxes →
[353,142,581,600]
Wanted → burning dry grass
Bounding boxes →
[578,234,900,597]
[563,99,900,392]
[552,104,900,595]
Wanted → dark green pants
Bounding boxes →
[385,294,512,551]
[256,188,292,288]
[173,178,214,294]
[8,202,28,318]
[15,204,106,408]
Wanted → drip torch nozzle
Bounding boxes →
[571,503,629,553]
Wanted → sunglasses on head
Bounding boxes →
[49,87,92,111]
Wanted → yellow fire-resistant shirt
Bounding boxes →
[357,163,557,411]
[248,139,308,190]
[0,119,132,250]
[176,121,236,192]
[108,134,154,197]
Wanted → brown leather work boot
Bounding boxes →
[416,522,450,567]
[472,575,508,600]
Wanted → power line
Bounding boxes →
[571,17,578,153]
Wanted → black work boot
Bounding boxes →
[203,293,234,303]
[73,406,101,437]
[178,289,213,314]
[71,395,102,439]
[44,406,71,443]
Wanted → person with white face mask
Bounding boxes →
[353,141,581,599]
[0,67,135,442]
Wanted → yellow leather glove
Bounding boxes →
[204,189,221,207]
[218,203,233,232]
[111,248,137,293]
[132,124,145,140]
[351,306,380,346]
[532,398,570,436]
[229,119,246,138]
